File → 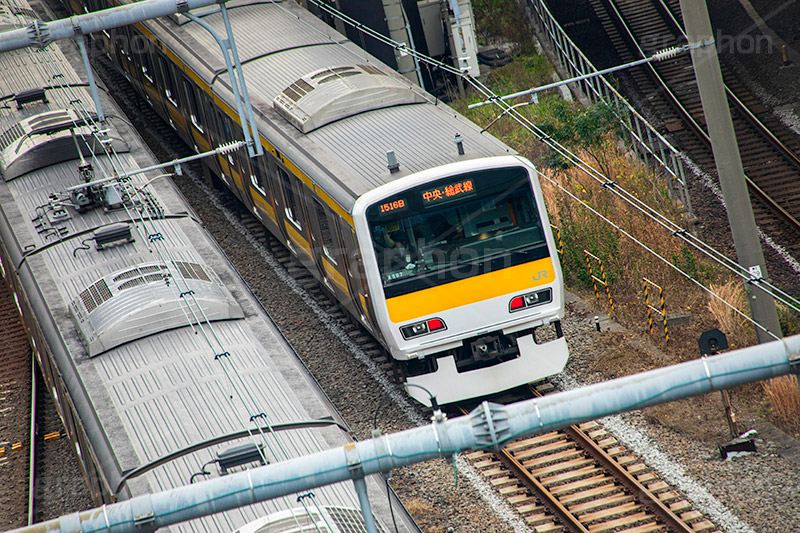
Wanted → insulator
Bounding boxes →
[652,46,682,62]
[218,141,241,155]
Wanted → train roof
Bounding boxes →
[0,14,403,532]
[147,0,514,210]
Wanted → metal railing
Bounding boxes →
[523,0,694,220]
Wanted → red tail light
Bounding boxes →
[427,318,444,331]
[509,288,552,312]
[400,317,447,339]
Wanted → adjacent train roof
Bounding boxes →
[0,20,402,531]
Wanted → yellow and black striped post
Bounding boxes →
[643,277,668,342]
[584,250,614,312]
[550,224,563,258]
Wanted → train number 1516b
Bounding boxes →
[380,199,406,213]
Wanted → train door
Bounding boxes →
[179,75,211,155]
[247,156,279,232]
[275,165,313,266]
[155,53,188,142]
[308,199,351,303]
[118,26,140,83]
[221,113,249,202]
[210,109,245,201]
[133,29,162,109]
[231,122,253,207]
[339,224,378,334]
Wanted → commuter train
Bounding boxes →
[69,0,569,405]
[0,3,414,530]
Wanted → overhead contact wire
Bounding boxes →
[306,0,800,326]
[26,22,289,469]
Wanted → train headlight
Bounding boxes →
[509,288,552,312]
[400,317,447,339]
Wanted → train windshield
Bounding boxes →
[366,166,549,298]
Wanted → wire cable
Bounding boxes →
[302,0,800,333]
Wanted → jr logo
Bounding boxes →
[532,271,548,281]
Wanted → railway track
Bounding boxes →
[84,19,726,533]
[0,275,34,528]
[588,0,800,262]
[460,386,720,532]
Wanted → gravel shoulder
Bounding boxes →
[563,293,800,533]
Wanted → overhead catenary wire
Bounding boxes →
[7,2,798,528]
[606,0,800,231]
[11,12,301,488]
[23,18,331,523]
[468,44,687,109]
[303,0,800,333]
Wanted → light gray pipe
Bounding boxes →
[11,335,800,533]
[0,0,220,52]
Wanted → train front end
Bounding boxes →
[354,156,569,406]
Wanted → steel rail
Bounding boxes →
[457,404,589,531]
[463,385,696,533]
[605,0,800,233]
[563,424,692,532]
[655,0,800,171]
[499,442,590,532]
[530,387,694,533]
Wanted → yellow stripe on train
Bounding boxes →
[386,257,555,323]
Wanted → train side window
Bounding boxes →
[278,167,303,228]
[215,111,234,157]
[140,44,155,83]
[314,199,338,264]
[201,93,215,135]
[231,120,251,177]
[211,108,226,146]
[183,78,203,132]
[158,55,179,106]
[251,157,270,196]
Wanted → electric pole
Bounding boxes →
[678,0,782,343]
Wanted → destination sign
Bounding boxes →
[421,179,476,207]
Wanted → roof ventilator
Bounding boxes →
[273,64,426,133]
[0,109,127,182]
[69,262,243,357]
[234,505,381,533]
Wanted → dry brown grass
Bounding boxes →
[763,376,800,436]
[706,280,755,349]
[402,498,445,533]
[534,139,697,327]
